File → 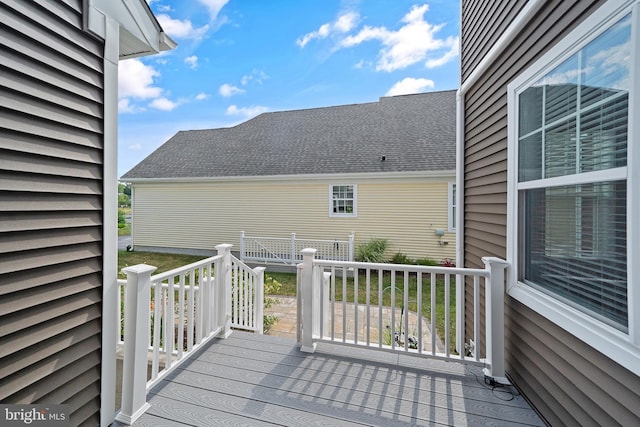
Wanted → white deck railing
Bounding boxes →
[297,248,509,383]
[240,231,355,265]
[115,244,265,425]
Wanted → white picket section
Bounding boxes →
[298,250,509,381]
[240,231,354,265]
[117,244,265,423]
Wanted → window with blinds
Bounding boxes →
[516,14,630,331]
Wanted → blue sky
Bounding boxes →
[118,1,460,177]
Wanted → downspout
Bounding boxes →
[455,0,546,268]
[455,0,546,353]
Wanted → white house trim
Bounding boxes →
[123,170,456,184]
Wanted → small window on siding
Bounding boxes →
[330,184,356,217]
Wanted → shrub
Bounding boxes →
[415,257,439,266]
[440,258,456,267]
[356,238,390,263]
[263,275,282,332]
[391,252,414,265]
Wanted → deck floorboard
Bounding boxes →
[122,331,544,426]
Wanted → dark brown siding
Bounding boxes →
[0,0,104,425]
[461,0,640,425]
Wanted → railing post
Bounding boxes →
[300,248,317,353]
[116,264,157,425]
[216,244,233,338]
[254,266,266,334]
[348,231,355,261]
[290,233,296,265]
[482,257,510,385]
[240,231,245,262]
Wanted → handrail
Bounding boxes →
[298,249,508,383]
[116,244,265,425]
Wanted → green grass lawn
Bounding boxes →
[117,224,131,236]
[118,253,457,351]
[117,251,207,279]
[256,270,457,351]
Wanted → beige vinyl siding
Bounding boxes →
[0,0,104,425]
[132,176,455,261]
[461,0,640,425]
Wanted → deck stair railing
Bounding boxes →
[115,244,265,425]
[297,248,509,383]
[240,231,355,265]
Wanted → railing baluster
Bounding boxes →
[187,270,195,352]
[354,267,358,344]
[431,272,436,355]
[417,272,423,354]
[177,273,185,359]
[377,269,383,348]
[474,274,480,361]
[445,273,451,358]
[403,271,409,351]
[391,270,396,350]
[331,266,336,340]
[365,268,371,346]
[166,276,175,369]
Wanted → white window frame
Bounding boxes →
[506,0,640,376]
[448,182,456,232]
[329,184,357,217]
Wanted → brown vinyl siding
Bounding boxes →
[462,0,640,425]
[460,0,527,83]
[0,0,104,425]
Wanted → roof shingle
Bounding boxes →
[122,90,456,179]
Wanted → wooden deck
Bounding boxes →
[119,331,544,426]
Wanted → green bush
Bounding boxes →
[263,275,282,332]
[391,252,414,265]
[415,257,439,266]
[356,238,390,263]
[117,208,126,225]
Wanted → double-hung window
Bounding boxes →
[330,184,356,217]
[507,0,639,375]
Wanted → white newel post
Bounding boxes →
[290,233,296,265]
[300,248,317,353]
[482,257,510,385]
[216,244,233,338]
[116,264,157,425]
[254,266,266,334]
[240,231,245,262]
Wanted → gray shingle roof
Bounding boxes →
[121,90,456,179]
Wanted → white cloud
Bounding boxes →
[149,97,179,111]
[197,0,229,20]
[385,77,435,96]
[195,92,209,100]
[185,55,199,69]
[118,98,143,114]
[226,104,268,118]
[241,69,268,86]
[425,37,459,68]
[339,4,458,72]
[297,11,359,47]
[219,83,245,97]
[128,143,142,150]
[118,58,161,99]
[157,14,209,39]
